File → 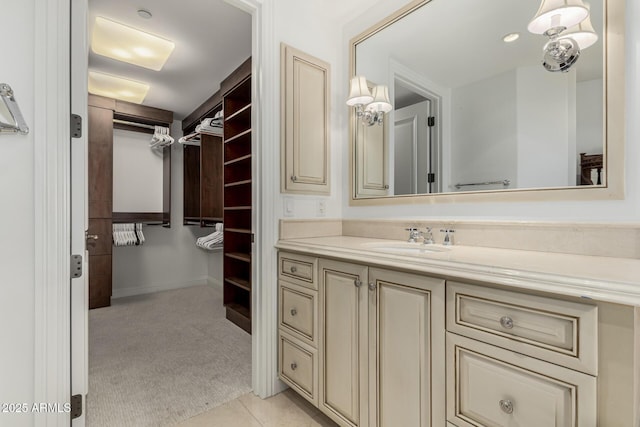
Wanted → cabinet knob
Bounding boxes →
[368,281,376,291]
[290,265,297,273]
[290,362,297,371]
[500,316,514,329]
[499,399,514,414]
[354,278,362,288]
[291,175,298,182]
[290,308,297,316]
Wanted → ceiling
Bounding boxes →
[88,0,251,120]
[356,0,604,90]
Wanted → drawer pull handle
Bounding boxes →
[354,279,363,288]
[290,266,297,273]
[290,308,297,316]
[500,316,514,329]
[499,399,514,414]
[290,362,297,371]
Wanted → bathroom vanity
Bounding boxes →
[275,230,640,427]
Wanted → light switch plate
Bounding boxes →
[316,199,326,217]
[283,197,295,217]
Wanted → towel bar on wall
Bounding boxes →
[0,83,29,135]
[454,179,511,189]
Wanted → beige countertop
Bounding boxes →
[276,236,640,306]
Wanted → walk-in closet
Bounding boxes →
[85,0,254,425]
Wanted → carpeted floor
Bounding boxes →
[87,285,252,427]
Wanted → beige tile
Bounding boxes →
[280,219,342,240]
[177,398,262,427]
[239,389,329,427]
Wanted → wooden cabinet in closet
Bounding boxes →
[182,130,223,226]
[223,75,253,333]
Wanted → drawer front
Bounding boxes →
[280,283,316,345]
[447,333,596,427]
[280,333,317,404]
[446,282,597,374]
[279,252,317,289]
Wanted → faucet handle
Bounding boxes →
[440,229,455,246]
[405,227,420,243]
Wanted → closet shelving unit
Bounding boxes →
[182,104,224,228]
[223,75,253,333]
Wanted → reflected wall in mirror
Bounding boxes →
[351,0,618,200]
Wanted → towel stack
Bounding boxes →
[196,110,223,136]
[113,223,145,247]
[196,222,223,251]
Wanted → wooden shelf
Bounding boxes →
[224,67,252,334]
[224,129,251,144]
[226,228,251,234]
[225,179,251,188]
[225,104,251,121]
[225,277,251,292]
[224,154,251,166]
[225,252,251,262]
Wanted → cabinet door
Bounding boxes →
[369,268,445,427]
[319,259,368,427]
[356,95,389,197]
[281,43,330,194]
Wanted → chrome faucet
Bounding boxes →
[422,227,435,245]
[440,228,455,246]
[405,227,421,243]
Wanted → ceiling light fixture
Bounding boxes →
[88,71,150,104]
[91,17,175,71]
[137,9,153,19]
[502,33,520,43]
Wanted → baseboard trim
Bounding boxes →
[207,276,224,291]
[112,277,208,299]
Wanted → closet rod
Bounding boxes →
[113,119,158,130]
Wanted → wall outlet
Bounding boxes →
[316,199,327,217]
[283,197,295,217]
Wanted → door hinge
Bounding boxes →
[70,394,82,420]
[251,233,255,244]
[71,254,83,278]
[427,116,435,127]
[427,173,436,183]
[71,114,82,138]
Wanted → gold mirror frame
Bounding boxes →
[349,0,625,206]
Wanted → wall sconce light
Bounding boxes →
[346,76,392,126]
[528,0,597,73]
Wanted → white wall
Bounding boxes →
[577,78,604,156]
[341,0,640,222]
[516,66,576,188]
[450,70,518,191]
[0,1,36,425]
[112,121,220,298]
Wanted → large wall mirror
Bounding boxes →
[350,0,625,204]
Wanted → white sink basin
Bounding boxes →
[363,241,450,255]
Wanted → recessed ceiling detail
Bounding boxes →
[88,71,150,104]
[91,17,175,71]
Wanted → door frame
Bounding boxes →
[36,0,279,424]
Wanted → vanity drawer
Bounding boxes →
[279,331,317,405]
[446,282,597,374]
[279,252,317,289]
[447,333,596,427]
[279,282,316,346]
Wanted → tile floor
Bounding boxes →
[177,389,337,427]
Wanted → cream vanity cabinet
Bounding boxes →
[278,252,446,426]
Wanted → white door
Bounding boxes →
[71,0,89,425]
[393,100,432,194]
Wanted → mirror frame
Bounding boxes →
[349,0,625,205]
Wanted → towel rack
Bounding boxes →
[0,84,29,135]
[454,179,511,189]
